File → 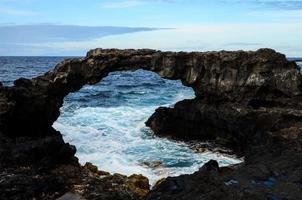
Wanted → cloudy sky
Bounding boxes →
[0,0,301,56]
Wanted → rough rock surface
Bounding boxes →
[0,48,302,199]
[1,162,150,200]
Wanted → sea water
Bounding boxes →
[53,70,242,184]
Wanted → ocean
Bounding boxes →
[4,56,299,184]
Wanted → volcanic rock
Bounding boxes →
[1,48,302,199]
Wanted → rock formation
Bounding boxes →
[1,48,302,199]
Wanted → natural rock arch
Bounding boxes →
[0,48,301,163]
[1,48,302,199]
[1,48,300,137]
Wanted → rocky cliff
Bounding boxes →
[1,48,302,199]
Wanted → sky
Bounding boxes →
[0,0,301,56]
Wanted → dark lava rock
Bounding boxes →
[145,49,302,199]
[0,164,150,200]
[1,48,300,139]
[200,160,219,171]
[1,48,302,199]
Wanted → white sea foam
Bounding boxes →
[54,104,242,185]
[53,70,242,185]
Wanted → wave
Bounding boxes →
[54,105,241,185]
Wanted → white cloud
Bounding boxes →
[0,25,160,55]
[82,23,302,56]
[1,23,301,56]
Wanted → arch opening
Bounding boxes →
[53,69,241,185]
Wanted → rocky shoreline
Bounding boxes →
[1,48,302,199]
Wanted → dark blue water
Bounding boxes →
[0,57,71,86]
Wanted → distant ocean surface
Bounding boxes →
[2,56,300,184]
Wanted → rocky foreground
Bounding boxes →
[1,48,302,199]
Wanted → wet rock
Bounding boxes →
[83,162,98,173]
[127,174,150,197]
[140,161,163,169]
[153,178,166,189]
[200,160,219,172]
[147,160,226,200]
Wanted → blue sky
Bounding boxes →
[0,0,301,56]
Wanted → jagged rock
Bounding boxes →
[144,50,302,199]
[0,48,302,199]
[83,162,98,173]
[0,164,150,200]
[146,97,302,156]
[127,174,150,197]
[200,160,219,172]
[1,48,300,138]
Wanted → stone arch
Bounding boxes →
[1,48,302,200]
[0,48,300,166]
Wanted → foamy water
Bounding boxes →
[53,70,242,185]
